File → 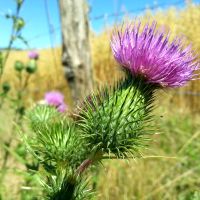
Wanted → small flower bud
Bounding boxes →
[2,82,11,93]
[17,0,23,6]
[5,13,11,19]
[14,18,25,31]
[26,60,37,74]
[14,60,24,72]
[16,106,25,116]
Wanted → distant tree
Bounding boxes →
[59,0,93,105]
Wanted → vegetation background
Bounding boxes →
[1,2,200,200]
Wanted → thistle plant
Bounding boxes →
[0,52,39,199]
[25,21,199,199]
[0,0,27,79]
[0,2,41,198]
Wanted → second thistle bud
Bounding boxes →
[14,18,25,32]
[2,82,11,93]
[28,51,39,60]
[26,60,37,74]
[14,60,24,72]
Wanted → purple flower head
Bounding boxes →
[45,91,68,113]
[57,103,67,113]
[45,91,64,107]
[28,51,39,60]
[111,21,199,87]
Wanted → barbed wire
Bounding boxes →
[44,0,59,71]
[26,0,185,44]
[90,0,184,20]
[173,91,200,96]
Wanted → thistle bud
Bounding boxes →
[17,0,23,7]
[5,13,11,19]
[14,60,24,72]
[78,74,156,158]
[2,82,11,93]
[28,51,39,60]
[26,60,37,74]
[14,17,25,32]
[16,106,25,116]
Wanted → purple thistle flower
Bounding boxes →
[45,91,67,112]
[111,21,199,87]
[57,103,67,113]
[28,51,39,60]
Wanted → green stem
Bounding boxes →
[76,151,103,175]
[0,72,27,185]
[76,159,93,175]
[0,3,21,82]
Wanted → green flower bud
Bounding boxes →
[5,13,11,19]
[14,18,25,32]
[78,73,157,158]
[17,0,23,6]
[16,106,25,116]
[2,82,11,93]
[14,60,24,72]
[26,60,37,74]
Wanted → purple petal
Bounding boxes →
[110,21,199,88]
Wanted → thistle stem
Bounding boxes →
[76,159,93,175]
[0,4,21,81]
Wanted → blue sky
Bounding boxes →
[0,0,200,49]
